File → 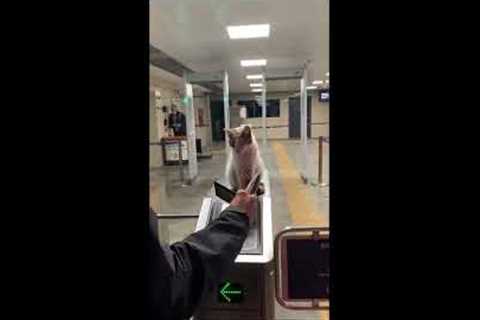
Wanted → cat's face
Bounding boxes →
[226,125,253,150]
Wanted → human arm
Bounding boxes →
[146,192,256,319]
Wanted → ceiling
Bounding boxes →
[150,65,184,88]
[150,65,209,95]
[150,0,329,94]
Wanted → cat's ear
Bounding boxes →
[241,125,252,141]
[242,126,252,137]
[224,128,234,138]
[225,128,236,147]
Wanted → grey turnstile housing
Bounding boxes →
[193,171,274,320]
[194,263,274,320]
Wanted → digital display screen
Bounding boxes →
[319,89,329,102]
[286,238,329,299]
[217,281,245,303]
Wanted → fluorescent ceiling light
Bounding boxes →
[227,24,270,39]
[312,80,324,85]
[241,59,267,67]
[306,86,318,90]
[251,88,263,92]
[325,79,330,84]
[250,83,263,87]
[246,74,263,80]
[325,72,329,77]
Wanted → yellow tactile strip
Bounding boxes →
[271,142,328,227]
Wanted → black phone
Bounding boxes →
[214,181,236,203]
[214,173,262,203]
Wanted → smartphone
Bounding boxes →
[214,181,236,203]
[214,172,262,203]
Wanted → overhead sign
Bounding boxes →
[264,67,304,80]
[218,281,244,303]
[186,72,224,84]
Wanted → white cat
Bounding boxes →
[225,125,265,195]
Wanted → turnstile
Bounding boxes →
[193,171,274,320]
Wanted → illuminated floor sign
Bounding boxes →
[218,281,244,303]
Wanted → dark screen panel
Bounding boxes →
[319,89,329,102]
[286,238,329,299]
[266,99,280,117]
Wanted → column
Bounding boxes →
[300,71,309,182]
[223,71,230,155]
[262,73,267,147]
[184,82,198,183]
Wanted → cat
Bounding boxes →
[225,125,265,196]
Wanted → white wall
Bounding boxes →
[193,96,212,152]
[311,93,329,138]
[149,80,182,169]
[230,93,290,139]
[149,90,163,168]
[152,80,183,138]
[229,92,329,139]
[150,75,213,166]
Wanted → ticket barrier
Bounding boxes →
[192,172,329,320]
[156,171,330,319]
[193,171,274,320]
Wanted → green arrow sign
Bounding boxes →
[218,281,244,303]
[181,96,192,107]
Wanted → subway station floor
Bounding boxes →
[150,139,329,320]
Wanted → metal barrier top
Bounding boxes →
[156,213,200,219]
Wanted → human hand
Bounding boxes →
[230,189,257,222]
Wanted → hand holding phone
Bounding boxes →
[230,190,257,222]
[245,172,262,195]
[214,172,263,203]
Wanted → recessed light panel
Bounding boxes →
[227,24,270,39]
[241,59,267,67]
[246,74,263,80]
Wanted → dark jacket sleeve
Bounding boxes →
[146,206,249,320]
[168,113,175,129]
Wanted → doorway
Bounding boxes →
[210,100,225,142]
[288,96,311,139]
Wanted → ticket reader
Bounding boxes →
[193,171,274,320]
[274,227,329,310]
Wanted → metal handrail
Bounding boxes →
[156,213,199,219]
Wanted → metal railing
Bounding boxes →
[155,212,199,245]
[318,136,329,187]
[156,213,199,219]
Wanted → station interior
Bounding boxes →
[149,1,329,319]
